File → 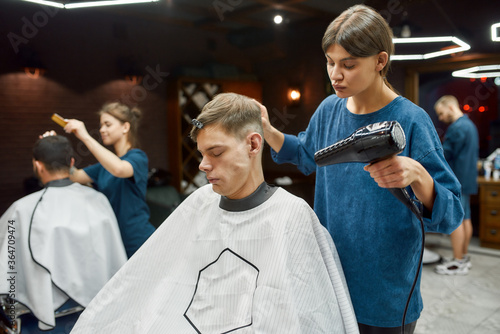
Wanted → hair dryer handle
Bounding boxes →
[388,188,422,219]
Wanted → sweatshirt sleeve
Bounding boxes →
[417,144,464,234]
[122,149,148,185]
[270,134,317,175]
[403,105,464,234]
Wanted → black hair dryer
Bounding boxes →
[314,121,422,218]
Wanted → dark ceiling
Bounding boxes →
[80,0,500,56]
[6,0,500,62]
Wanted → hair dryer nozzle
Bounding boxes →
[314,121,405,167]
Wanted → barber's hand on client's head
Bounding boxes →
[252,99,271,132]
[39,130,57,139]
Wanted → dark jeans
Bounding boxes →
[358,321,417,334]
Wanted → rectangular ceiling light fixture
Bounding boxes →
[23,0,65,7]
[391,36,470,61]
[452,65,500,78]
[22,0,159,9]
[492,23,500,42]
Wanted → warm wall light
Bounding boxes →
[290,89,300,101]
[392,36,470,60]
[452,65,500,78]
[125,75,143,85]
[24,67,46,79]
[22,0,159,9]
[492,23,500,42]
[287,87,301,105]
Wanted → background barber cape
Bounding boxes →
[0,183,127,330]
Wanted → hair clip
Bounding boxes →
[191,119,204,129]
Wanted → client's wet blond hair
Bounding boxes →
[190,93,263,142]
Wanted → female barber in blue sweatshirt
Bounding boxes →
[258,4,463,333]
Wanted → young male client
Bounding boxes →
[71,93,358,333]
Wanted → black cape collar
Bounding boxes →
[219,182,277,212]
[44,178,73,188]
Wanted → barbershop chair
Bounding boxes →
[146,168,183,228]
[0,297,82,334]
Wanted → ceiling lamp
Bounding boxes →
[22,0,159,9]
[452,65,500,78]
[492,23,500,42]
[391,36,470,61]
[274,15,283,25]
[23,0,64,8]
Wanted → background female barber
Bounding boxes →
[259,4,463,333]
[66,102,155,258]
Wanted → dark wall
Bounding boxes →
[256,21,329,173]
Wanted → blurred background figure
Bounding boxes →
[64,102,156,258]
[434,95,479,275]
[0,135,126,332]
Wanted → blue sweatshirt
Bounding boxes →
[84,149,155,258]
[442,114,479,195]
[272,94,463,327]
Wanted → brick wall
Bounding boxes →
[0,73,167,213]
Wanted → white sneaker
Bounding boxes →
[463,254,472,269]
[439,255,472,269]
[434,259,469,275]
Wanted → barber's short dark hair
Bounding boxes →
[33,135,74,172]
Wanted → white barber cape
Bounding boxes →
[71,183,358,334]
[0,179,127,330]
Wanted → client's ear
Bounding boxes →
[247,132,263,156]
[33,160,44,172]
